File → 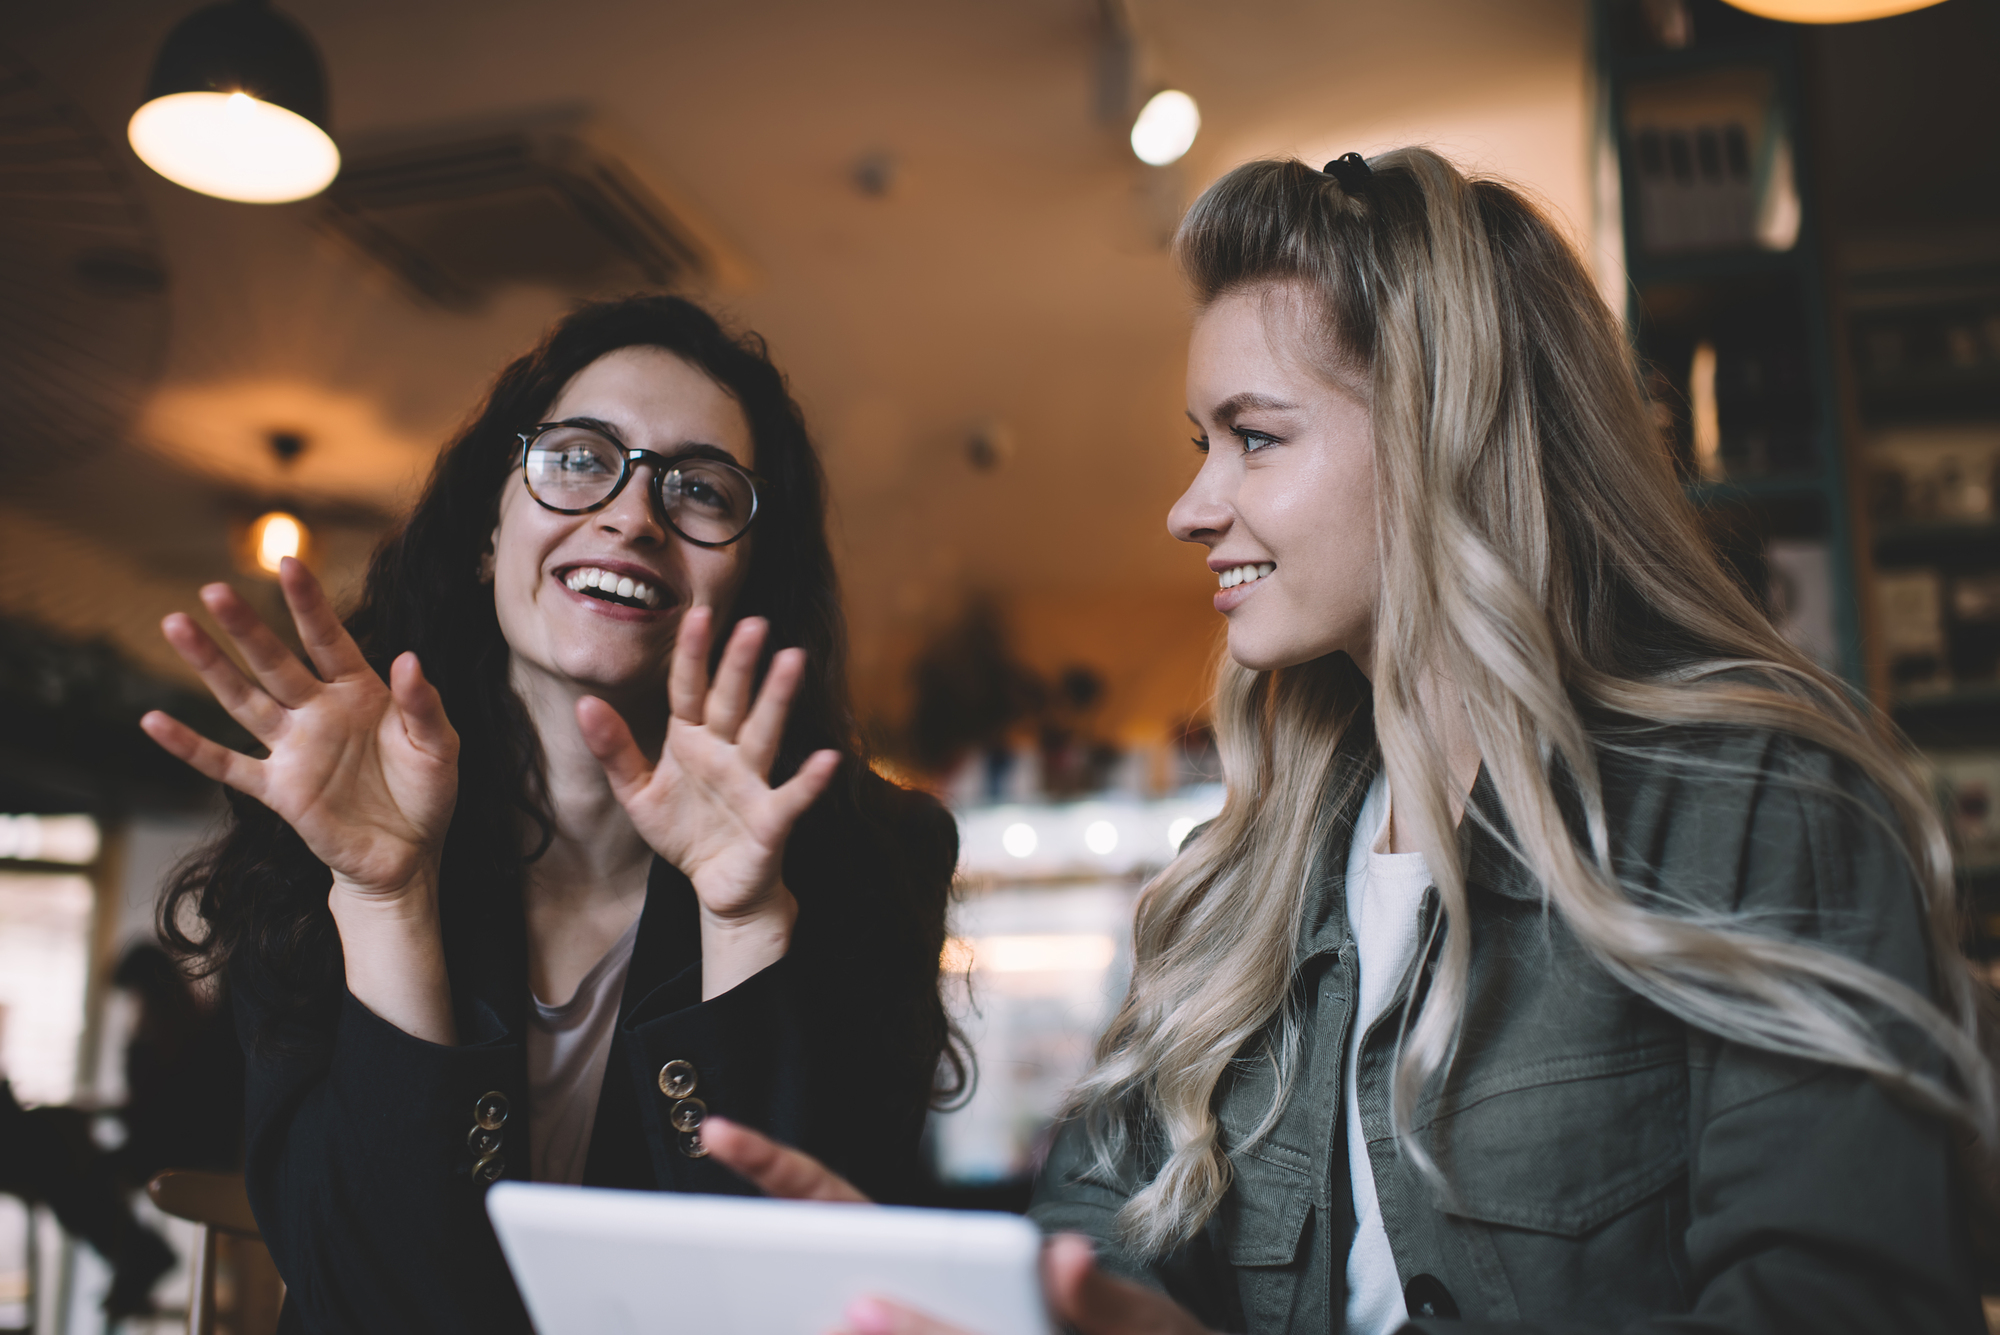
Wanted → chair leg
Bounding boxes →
[185,1225,214,1335]
[0,1199,35,1335]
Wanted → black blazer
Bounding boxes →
[238,786,956,1334]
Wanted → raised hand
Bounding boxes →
[141,559,459,897]
[140,559,460,1041]
[576,607,840,995]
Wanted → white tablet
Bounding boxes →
[487,1182,1050,1335]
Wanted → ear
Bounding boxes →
[478,530,498,584]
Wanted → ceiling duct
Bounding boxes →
[318,109,752,310]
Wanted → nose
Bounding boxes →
[1168,452,1232,548]
[595,463,670,543]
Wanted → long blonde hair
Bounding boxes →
[1073,149,1997,1255]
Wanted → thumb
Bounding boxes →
[391,652,457,761]
[576,695,653,797]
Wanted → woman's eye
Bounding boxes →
[557,448,611,473]
[1238,430,1279,452]
[1191,435,1210,455]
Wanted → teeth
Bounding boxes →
[562,567,662,608]
[1217,563,1275,590]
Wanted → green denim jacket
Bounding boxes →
[1029,724,1984,1333]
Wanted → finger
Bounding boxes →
[576,696,656,799]
[278,556,371,682]
[199,582,322,707]
[1045,1235,1207,1335]
[702,617,768,743]
[838,1296,972,1335]
[390,653,457,762]
[668,605,715,724]
[139,710,265,796]
[736,646,805,777]
[764,750,841,831]
[700,1116,869,1203]
[159,612,288,742]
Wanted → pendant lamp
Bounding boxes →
[1720,0,1945,21]
[127,0,338,203]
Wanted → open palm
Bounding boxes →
[141,559,459,901]
[577,607,839,924]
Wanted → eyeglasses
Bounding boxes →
[517,421,762,548]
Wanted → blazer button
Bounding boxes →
[467,1127,503,1155]
[669,1097,706,1133]
[474,1156,506,1184]
[678,1130,709,1159]
[1403,1273,1459,1319]
[658,1060,699,1099]
[474,1091,511,1131]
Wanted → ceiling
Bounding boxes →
[3,0,1592,744]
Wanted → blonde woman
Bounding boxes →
[708,148,1996,1334]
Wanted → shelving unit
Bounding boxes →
[1597,0,1866,688]
[1597,0,2000,959]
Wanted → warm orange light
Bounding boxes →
[128,90,339,203]
[1720,0,1944,21]
[249,511,306,573]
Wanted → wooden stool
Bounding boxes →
[143,1172,261,1335]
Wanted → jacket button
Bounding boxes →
[474,1091,510,1131]
[474,1156,506,1184]
[679,1129,709,1159]
[669,1097,707,1133]
[467,1127,503,1155]
[1403,1273,1459,1319]
[658,1060,699,1099]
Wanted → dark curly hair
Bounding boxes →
[160,293,965,1105]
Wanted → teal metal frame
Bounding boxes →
[1595,2,1869,688]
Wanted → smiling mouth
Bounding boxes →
[563,565,667,610]
[1218,562,1274,589]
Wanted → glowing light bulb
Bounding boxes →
[1167,816,1197,851]
[128,90,339,203]
[1084,820,1119,855]
[1719,0,1943,19]
[1002,823,1039,858]
[1130,90,1200,167]
[251,511,305,573]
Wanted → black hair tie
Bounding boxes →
[1323,152,1372,190]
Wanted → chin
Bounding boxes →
[551,652,668,696]
[1225,621,1345,675]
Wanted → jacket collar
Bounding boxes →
[1297,748,1541,958]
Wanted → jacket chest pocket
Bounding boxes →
[1420,1043,1687,1237]
[1217,1150,1317,1333]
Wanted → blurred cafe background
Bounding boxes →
[0,0,1996,1327]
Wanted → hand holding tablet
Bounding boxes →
[488,1117,1211,1335]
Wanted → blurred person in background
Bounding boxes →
[145,296,962,1334]
[708,149,1995,1334]
[0,942,237,1319]
[105,942,244,1182]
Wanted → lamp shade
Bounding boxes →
[1720,0,1945,21]
[128,0,338,203]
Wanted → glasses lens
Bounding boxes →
[660,461,756,543]
[524,428,623,510]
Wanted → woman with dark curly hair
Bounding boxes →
[146,295,962,1335]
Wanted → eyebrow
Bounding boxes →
[1187,392,1300,425]
[558,416,746,468]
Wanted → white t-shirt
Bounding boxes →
[526,915,641,1185]
[1341,771,1433,1335]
